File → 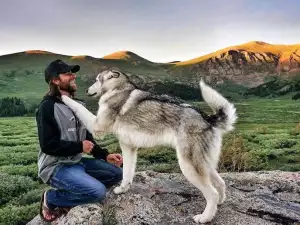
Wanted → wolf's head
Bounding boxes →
[86,70,133,98]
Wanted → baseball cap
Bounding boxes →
[44,59,80,83]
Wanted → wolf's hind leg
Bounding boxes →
[177,149,219,224]
[113,142,137,194]
[210,169,226,204]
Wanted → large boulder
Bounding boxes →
[27,170,300,225]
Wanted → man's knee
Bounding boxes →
[89,185,107,202]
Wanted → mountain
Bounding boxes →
[0,50,172,106]
[101,50,154,65]
[0,41,300,106]
[172,41,300,87]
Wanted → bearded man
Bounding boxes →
[35,59,123,222]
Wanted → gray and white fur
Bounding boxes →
[61,70,237,224]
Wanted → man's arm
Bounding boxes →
[86,130,109,161]
[36,100,83,157]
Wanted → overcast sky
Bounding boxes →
[0,0,299,62]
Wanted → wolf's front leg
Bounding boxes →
[113,142,138,194]
[61,95,96,133]
[93,103,114,138]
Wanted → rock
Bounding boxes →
[27,170,300,225]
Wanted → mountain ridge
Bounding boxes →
[0,40,299,102]
[1,40,299,63]
[175,41,300,66]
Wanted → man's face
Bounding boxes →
[53,72,77,93]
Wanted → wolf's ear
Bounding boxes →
[109,70,121,79]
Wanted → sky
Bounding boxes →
[0,0,300,62]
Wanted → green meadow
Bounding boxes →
[0,98,299,224]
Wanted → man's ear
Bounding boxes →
[51,78,60,85]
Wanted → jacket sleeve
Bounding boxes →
[86,131,110,161]
[36,100,83,157]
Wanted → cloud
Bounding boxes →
[0,0,300,62]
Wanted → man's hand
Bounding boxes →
[82,140,94,154]
[107,153,123,167]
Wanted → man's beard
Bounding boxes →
[59,82,76,96]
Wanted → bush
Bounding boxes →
[290,123,300,136]
[0,152,38,166]
[8,186,47,206]
[0,97,27,117]
[0,173,38,205]
[275,140,297,149]
[138,147,177,164]
[292,92,300,100]
[256,126,268,134]
[0,203,39,225]
[0,164,38,180]
[219,134,250,172]
[147,81,202,100]
[219,134,266,172]
[0,97,40,117]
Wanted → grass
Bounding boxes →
[0,98,299,224]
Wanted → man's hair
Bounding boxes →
[45,82,61,98]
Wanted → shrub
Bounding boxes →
[0,97,27,117]
[0,203,39,225]
[0,173,38,205]
[0,152,38,166]
[8,186,47,206]
[218,134,267,172]
[256,126,268,134]
[147,81,202,100]
[290,123,300,136]
[219,134,250,172]
[0,164,38,180]
[138,147,177,164]
[275,140,297,149]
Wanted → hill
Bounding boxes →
[0,50,173,106]
[172,41,300,88]
[0,41,300,109]
[102,50,154,65]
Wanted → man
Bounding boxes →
[36,59,123,222]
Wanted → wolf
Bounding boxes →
[61,70,237,223]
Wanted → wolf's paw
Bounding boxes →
[193,213,213,224]
[113,185,129,194]
[61,95,70,102]
[218,193,226,205]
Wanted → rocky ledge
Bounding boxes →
[27,170,300,225]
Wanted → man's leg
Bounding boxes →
[46,163,107,210]
[80,157,123,188]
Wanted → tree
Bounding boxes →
[0,97,27,117]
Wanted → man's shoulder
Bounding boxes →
[37,96,58,112]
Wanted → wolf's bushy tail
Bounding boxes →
[199,79,237,132]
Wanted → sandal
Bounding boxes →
[60,207,72,214]
[39,191,64,222]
